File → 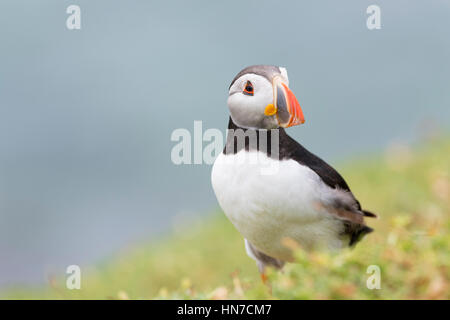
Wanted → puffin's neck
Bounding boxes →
[226,117,285,132]
[223,117,288,156]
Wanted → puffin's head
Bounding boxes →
[227,65,305,129]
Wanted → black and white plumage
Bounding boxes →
[211,65,376,276]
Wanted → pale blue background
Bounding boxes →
[0,0,449,286]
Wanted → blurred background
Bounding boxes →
[0,0,449,288]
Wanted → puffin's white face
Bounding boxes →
[227,67,305,130]
[228,74,277,129]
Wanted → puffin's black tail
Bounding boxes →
[349,225,374,247]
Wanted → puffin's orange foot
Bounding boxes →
[260,272,268,285]
[260,272,272,295]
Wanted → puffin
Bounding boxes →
[211,65,376,282]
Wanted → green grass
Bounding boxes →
[2,137,449,299]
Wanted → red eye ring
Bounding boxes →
[243,81,254,96]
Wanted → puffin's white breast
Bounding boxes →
[211,150,345,261]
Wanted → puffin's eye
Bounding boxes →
[243,81,254,96]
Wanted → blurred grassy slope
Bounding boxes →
[3,137,449,299]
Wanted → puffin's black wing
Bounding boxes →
[279,130,376,245]
[279,129,377,219]
[278,129,352,192]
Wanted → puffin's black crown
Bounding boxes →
[229,65,281,89]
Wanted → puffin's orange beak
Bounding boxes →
[270,76,305,128]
